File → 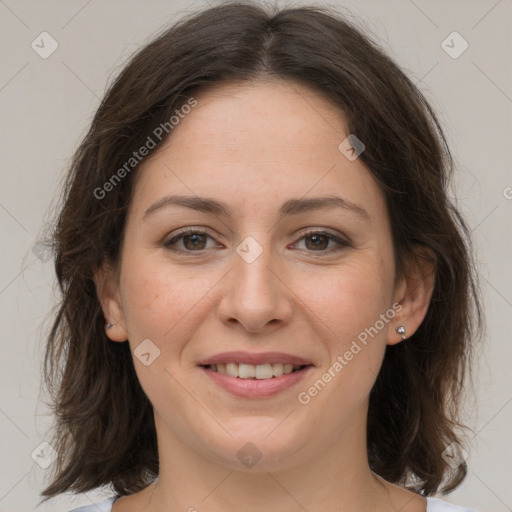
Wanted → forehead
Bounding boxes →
[131,79,386,221]
[167,79,348,154]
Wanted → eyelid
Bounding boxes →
[295,227,350,243]
[164,226,221,247]
[292,228,351,252]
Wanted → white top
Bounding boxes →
[68,496,476,511]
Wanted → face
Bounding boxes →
[98,79,427,473]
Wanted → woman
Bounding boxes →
[41,2,481,511]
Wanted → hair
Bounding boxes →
[41,0,482,501]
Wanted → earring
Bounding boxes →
[396,325,406,340]
[106,323,115,330]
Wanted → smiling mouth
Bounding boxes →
[202,362,309,379]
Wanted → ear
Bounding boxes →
[387,246,436,346]
[93,262,129,342]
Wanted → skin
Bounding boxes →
[95,79,434,512]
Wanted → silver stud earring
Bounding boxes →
[396,325,406,340]
[106,323,115,330]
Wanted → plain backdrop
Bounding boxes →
[0,0,510,511]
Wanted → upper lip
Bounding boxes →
[198,351,314,366]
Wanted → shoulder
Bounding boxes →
[427,497,476,512]
[67,495,476,512]
[67,496,118,512]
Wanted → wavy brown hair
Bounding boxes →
[41,0,482,501]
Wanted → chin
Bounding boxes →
[196,422,310,472]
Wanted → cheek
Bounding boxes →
[119,253,221,364]
[118,255,184,368]
[303,253,393,336]
[297,253,393,391]
[118,260,196,405]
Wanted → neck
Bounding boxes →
[144,409,394,512]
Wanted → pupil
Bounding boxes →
[306,234,327,250]
[185,234,205,250]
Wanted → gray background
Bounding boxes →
[0,0,510,511]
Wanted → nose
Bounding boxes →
[217,245,293,333]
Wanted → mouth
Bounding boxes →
[197,351,315,397]
[199,362,314,398]
[201,362,310,379]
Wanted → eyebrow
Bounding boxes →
[143,194,370,222]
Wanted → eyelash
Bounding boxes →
[163,227,350,255]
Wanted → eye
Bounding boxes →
[163,227,350,255]
[292,230,350,253]
[163,228,219,252]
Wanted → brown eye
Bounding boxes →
[181,233,207,250]
[164,229,216,252]
[304,233,330,250]
[294,230,350,253]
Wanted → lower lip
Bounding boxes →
[200,366,314,398]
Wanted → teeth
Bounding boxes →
[272,362,283,377]
[210,362,304,379]
[255,363,273,379]
[240,363,256,379]
[226,362,238,378]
